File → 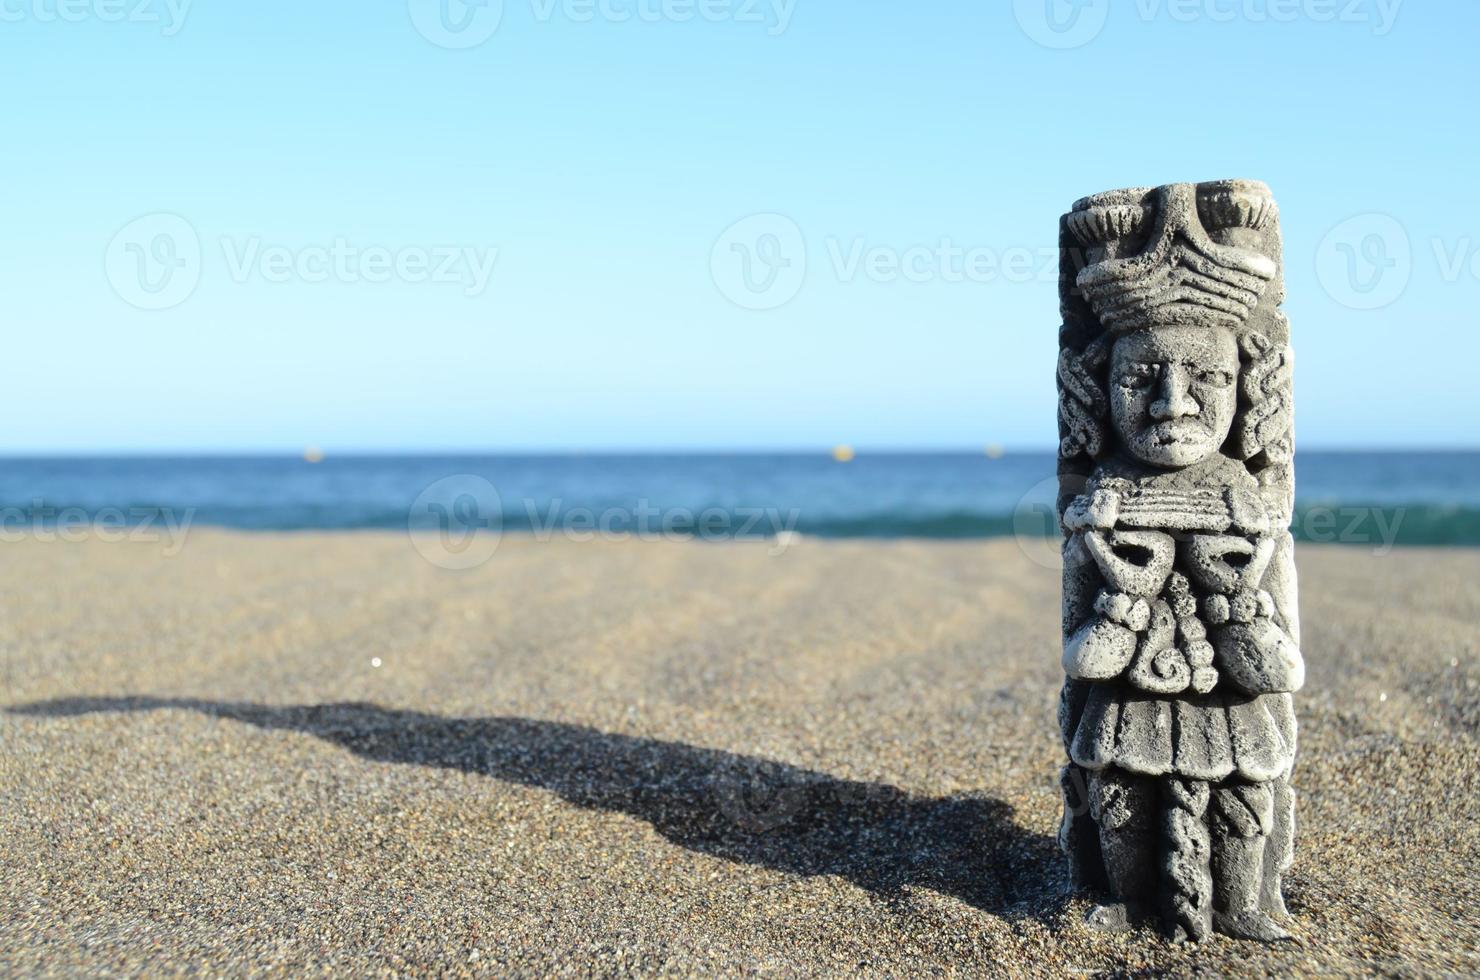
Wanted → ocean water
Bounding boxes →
[0,452,1477,547]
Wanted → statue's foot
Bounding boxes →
[1214,910,1292,942]
[1085,902,1142,933]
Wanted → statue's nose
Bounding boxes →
[1150,365,1199,421]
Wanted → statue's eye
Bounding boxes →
[1120,364,1158,389]
[1197,369,1234,387]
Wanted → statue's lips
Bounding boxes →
[1145,421,1207,446]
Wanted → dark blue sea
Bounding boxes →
[1,452,1477,547]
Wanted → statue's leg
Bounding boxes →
[1060,763,1107,894]
[1210,781,1292,941]
[1260,775,1295,919]
[1085,768,1153,930]
[1160,776,1213,942]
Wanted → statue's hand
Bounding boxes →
[1095,590,1151,631]
[1205,587,1276,625]
[1062,590,1145,681]
[1212,618,1305,694]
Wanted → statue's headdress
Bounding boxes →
[1069,182,1279,336]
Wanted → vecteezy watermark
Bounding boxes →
[824,237,1059,286]
[1010,474,1410,570]
[0,0,192,35]
[1134,0,1402,32]
[105,212,499,310]
[522,499,802,551]
[408,0,796,49]
[1014,0,1402,50]
[1292,504,1406,555]
[0,503,194,555]
[219,237,498,296]
[407,474,803,569]
[710,213,1059,310]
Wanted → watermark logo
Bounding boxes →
[712,758,809,832]
[409,0,504,48]
[0,0,193,35]
[1011,474,1080,572]
[1013,0,1109,49]
[105,212,201,311]
[408,475,504,569]
[710,213,807,310]
[1316,212,1411,310]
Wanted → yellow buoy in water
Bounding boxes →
[832,444,855,463]
[303,446,324,464]
[984,443,1005,459]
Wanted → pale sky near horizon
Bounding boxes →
[4,0,1477,452]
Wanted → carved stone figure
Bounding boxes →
[1055,180,1301,942]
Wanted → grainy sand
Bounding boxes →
[2,532,1477,977]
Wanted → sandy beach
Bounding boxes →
[2,532,1476,976]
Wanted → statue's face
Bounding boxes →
[1109,325,1239,468]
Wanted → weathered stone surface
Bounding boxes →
[1056,180,1300,942]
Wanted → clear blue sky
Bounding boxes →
[3,0,1476,452]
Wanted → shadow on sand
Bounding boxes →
[9,696,1064,920]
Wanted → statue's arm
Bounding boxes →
[1061,531,1142,681]
[1211,536,1305,695]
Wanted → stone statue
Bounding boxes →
[1055,180,1301,942]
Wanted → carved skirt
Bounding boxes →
[1061,681,1296,783]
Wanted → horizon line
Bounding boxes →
[2,446,1478,459]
